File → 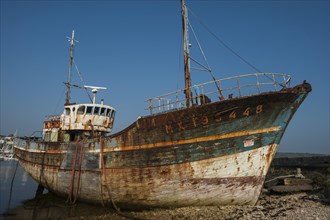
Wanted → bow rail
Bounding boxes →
[146,73,291,115]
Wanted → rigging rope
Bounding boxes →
[73,139,85,204]
[100,137,142,220]
[187,11,224,99]
[66,140,79,204]
[186,5,287,87]
[72,60,93,103]
[186,5,263,74]
[188,20,211,72]
[7,160,19,211]
[53,87,65,114]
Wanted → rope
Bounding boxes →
[186,6,287,87]
[66,140,79,204]
[186,5,263,73]
[53,87,65,115]
[264,173,305,184]
[73,139,85,204]
[7,160,19,211]
[100,136,142,220]
[72,60,93,103]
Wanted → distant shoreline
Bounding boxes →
[275,152,329,158]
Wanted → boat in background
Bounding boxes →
[0,135,16,161]
[14,0,311,209]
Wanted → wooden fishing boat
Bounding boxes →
[14,0,311,209]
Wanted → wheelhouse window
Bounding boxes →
[94,107,100,115]
[86,106,93,115]
[100,107,106,116]
[111,110,116,119]
[77,106,85,115]
[65,108,70,115]
[107,109,112,117]
[106,109,116,118]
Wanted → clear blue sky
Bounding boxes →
[1,0,329,154]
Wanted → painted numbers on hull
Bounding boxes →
[165,105,263,134]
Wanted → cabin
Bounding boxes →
[42,103,116,142]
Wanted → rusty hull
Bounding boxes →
[14,82,311,208]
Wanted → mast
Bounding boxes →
[65,30,75,106]
[181,0,193,107]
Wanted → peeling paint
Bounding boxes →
[13,81,311,208]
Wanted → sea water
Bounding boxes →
[0,160,38,215]
[0,160,111,219]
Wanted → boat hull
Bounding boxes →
[14,82,311,208]
[16,143,276,207]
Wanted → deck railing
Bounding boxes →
[145,73,291,115]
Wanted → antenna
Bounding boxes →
[84,85,107,104]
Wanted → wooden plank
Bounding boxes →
[270,185,313,193]
[283,178,313,186]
